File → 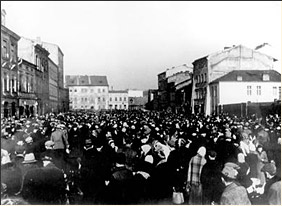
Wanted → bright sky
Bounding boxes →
[2,1,281,90]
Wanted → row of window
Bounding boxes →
[71,96,128,102]
[71,105,128,109]
[110,97,127,102]
[195,73,207,84]
[247,86,281,97]
[70,88,106,93]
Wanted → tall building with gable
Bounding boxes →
[65,75,109,110]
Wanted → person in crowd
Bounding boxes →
[50,124,69,171]
[186,146,207,205]
[220,162,251,205]
[200,150,224,205]
[256,144,268,184]
[260,162,281,205]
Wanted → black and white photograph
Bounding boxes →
[1,1,281,205]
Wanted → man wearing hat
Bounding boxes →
[220,162,251,205]
[20,154,67,204]
[261,162,281,205]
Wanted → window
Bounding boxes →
[247,86,252,96]
[98,97,101,101]
[124,105,127,109]
[70,89,72,92]
[120,105,122,109]
[110,97,112,101]
[115,97,117,101]
[257,86,261,95]
[124,97,127,101]
[201,74,204,83]
[98,88,101,93]
[103,97,105,102]
[273,87,277,96]
[102,89,105,93]
[262,74,270,81]
[74,89,77,92]
[11,44,16,62]
[204,73,207,82]
[81,98,84,101]
[85,97,87,101]
[120,97,122,101]
[279,87,281,100]
[2,39,8,58]
[90,89,94,93]
[237,75,242,81]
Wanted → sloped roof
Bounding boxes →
[65,75,108,86]
[211,70,281,83]
[109,90,128,93]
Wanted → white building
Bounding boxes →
[65,75,109,110]
[109,90,128,110]
[191,45,278,115]
[210,70,281,113]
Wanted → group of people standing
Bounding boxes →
[1,110,281,205]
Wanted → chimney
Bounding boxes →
[36,36,42,45]
[1,9,6,26]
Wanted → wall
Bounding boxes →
[48,58,59,113]
[219,81,281,105]
[69,86,109,110]
[109,92,128,110]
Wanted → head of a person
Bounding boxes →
[221,162,240,185]
[261,162,276,179]
[197,146,206,157]
[237,153,245,163]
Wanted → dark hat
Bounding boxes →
[116,153,126,164]
[261,162,276,176]
[41,155,53,161]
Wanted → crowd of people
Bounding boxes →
[1,109,281,205]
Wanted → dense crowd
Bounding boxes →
[1,110,281,205]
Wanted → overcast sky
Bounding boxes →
[2,1,281,90]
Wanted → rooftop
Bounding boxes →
[65,75,108,86]
[211,70,281,83]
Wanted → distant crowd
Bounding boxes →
[1,110,281,205]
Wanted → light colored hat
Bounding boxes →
[45,140,55,147]
[22,153,37,164]
[222,162,240,179]
[25,136,33,144]
[197,146,206,157]
[145,155,153,164]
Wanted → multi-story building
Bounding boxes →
[1,10,20,118]
[157,64,193,112]
[65,75,109,110]
[18,58,39,117]
[18,37,50,115]
[48,58,59,113]
[210,70,281,114]
[109,90,128,110]
[191,45,278,115]
[41,41,68,112]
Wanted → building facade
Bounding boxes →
[18,37,50,115]
[157,65,193,112]
[210,70,281,114]
[18,59,39,117]
[48,58,59,113]
[191,45,277,115]
[66,75,109,110]
[1,20,20,118]
[109,90,128,110]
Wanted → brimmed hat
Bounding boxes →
[25,136,33,144]
[45,140,54,147]
[222,162,240,179]
[22,153,37,164]
[261,162,276,176]
[41,155,53,161]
